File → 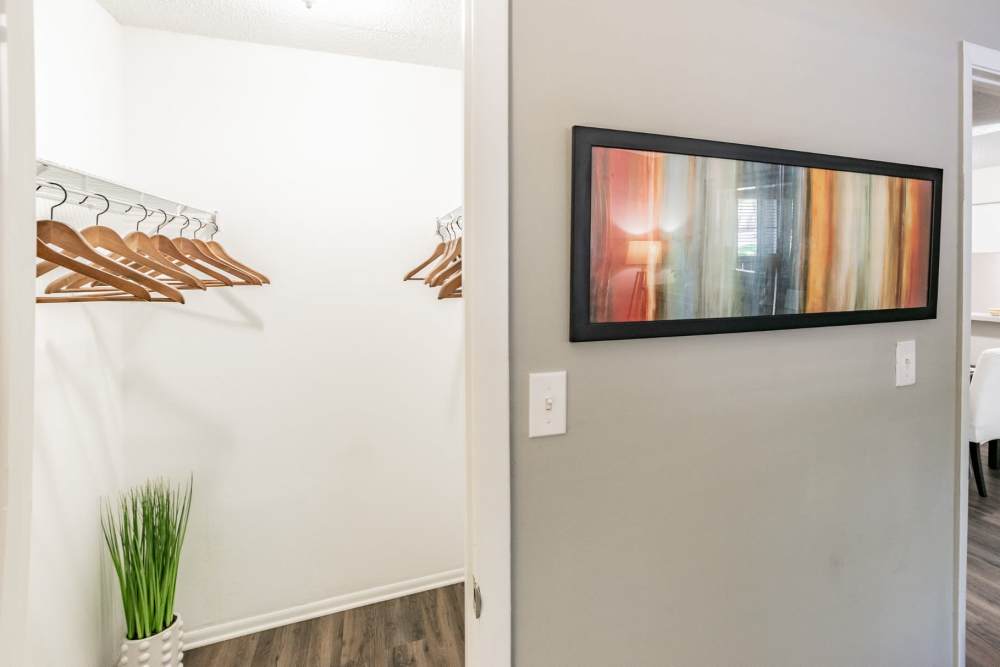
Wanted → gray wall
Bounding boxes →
[510,2,1000,664]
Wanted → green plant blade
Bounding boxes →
[100,476,193,641]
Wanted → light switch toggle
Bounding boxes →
[529,371,567,437]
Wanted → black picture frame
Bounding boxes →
[570,125,943,342]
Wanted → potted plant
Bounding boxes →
[102,477,193,667]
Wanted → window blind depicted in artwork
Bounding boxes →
[571,127,942,341]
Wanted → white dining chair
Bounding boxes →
[970,348,1000,497]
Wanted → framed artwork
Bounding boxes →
[570,126,942,341]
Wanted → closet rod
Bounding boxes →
[35,181,219,235]
[35,159,218,229]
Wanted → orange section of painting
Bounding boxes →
[900,179,932,308]
[805,169,834,313]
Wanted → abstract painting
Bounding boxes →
[570,127,942,341]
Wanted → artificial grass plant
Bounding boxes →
[101,477,193,640]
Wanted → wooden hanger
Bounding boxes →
[423,240,455,285]
[36,220,158,302]
[131,211,232,287]
[206,239,270,284]
[152,234,234,287]
[35,185,265,302]
[431,257,461,287]
[191,236,263,286]
[174,236,260,285]
[42,196,185,302]
[35,219,142,284]
[422,230,455,285]
[35,238,151,302]
[35,191,175,302]
[405,241,445,281]
[46,227,184,302]
[48,197,143,290]
[167,218,261,285]
[123,230,206,290]
[427,223,462,287]
[404,212,464,298]
[438,271,462,299]
[72,205,208,291]
[426,237,462,286]
[68,220,228,292]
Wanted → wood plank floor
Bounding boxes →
[969,445,1000,667]
[185,584,464,667]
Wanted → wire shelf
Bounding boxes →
[35,159,218,232]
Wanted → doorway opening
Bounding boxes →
[962,41,1000,667]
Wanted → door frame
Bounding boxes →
[957,40,1000,667]
[0,0,37,664]
[463,0,511,664]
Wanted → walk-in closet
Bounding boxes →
[26,0,466,664]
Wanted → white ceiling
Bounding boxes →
[97,0,462,68]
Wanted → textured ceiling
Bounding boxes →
[98,0,462,68]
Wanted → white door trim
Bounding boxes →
[463,0,511,664]
[957,40,1000,667]
[0,0,36,664]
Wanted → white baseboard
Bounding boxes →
[182,568,466,650]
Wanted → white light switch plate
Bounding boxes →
[529,371,567,438]
[896,340,916,387]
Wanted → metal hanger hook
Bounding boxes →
[94,193,110,226]
[129,203,150,231]
[192,218,206,239]
[46,181,68,220]
[154,208,169,234]
[210,221,219,240]
[177,215,191,237]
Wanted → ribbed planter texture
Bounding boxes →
[117,615,184,666]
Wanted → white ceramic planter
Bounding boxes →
[117,615,184,666]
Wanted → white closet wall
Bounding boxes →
[31,3,464,664]
[31,0,128,665]
[119,27,464,642]
[34,0,125,175]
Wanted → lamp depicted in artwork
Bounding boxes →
[625,239,663,321]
